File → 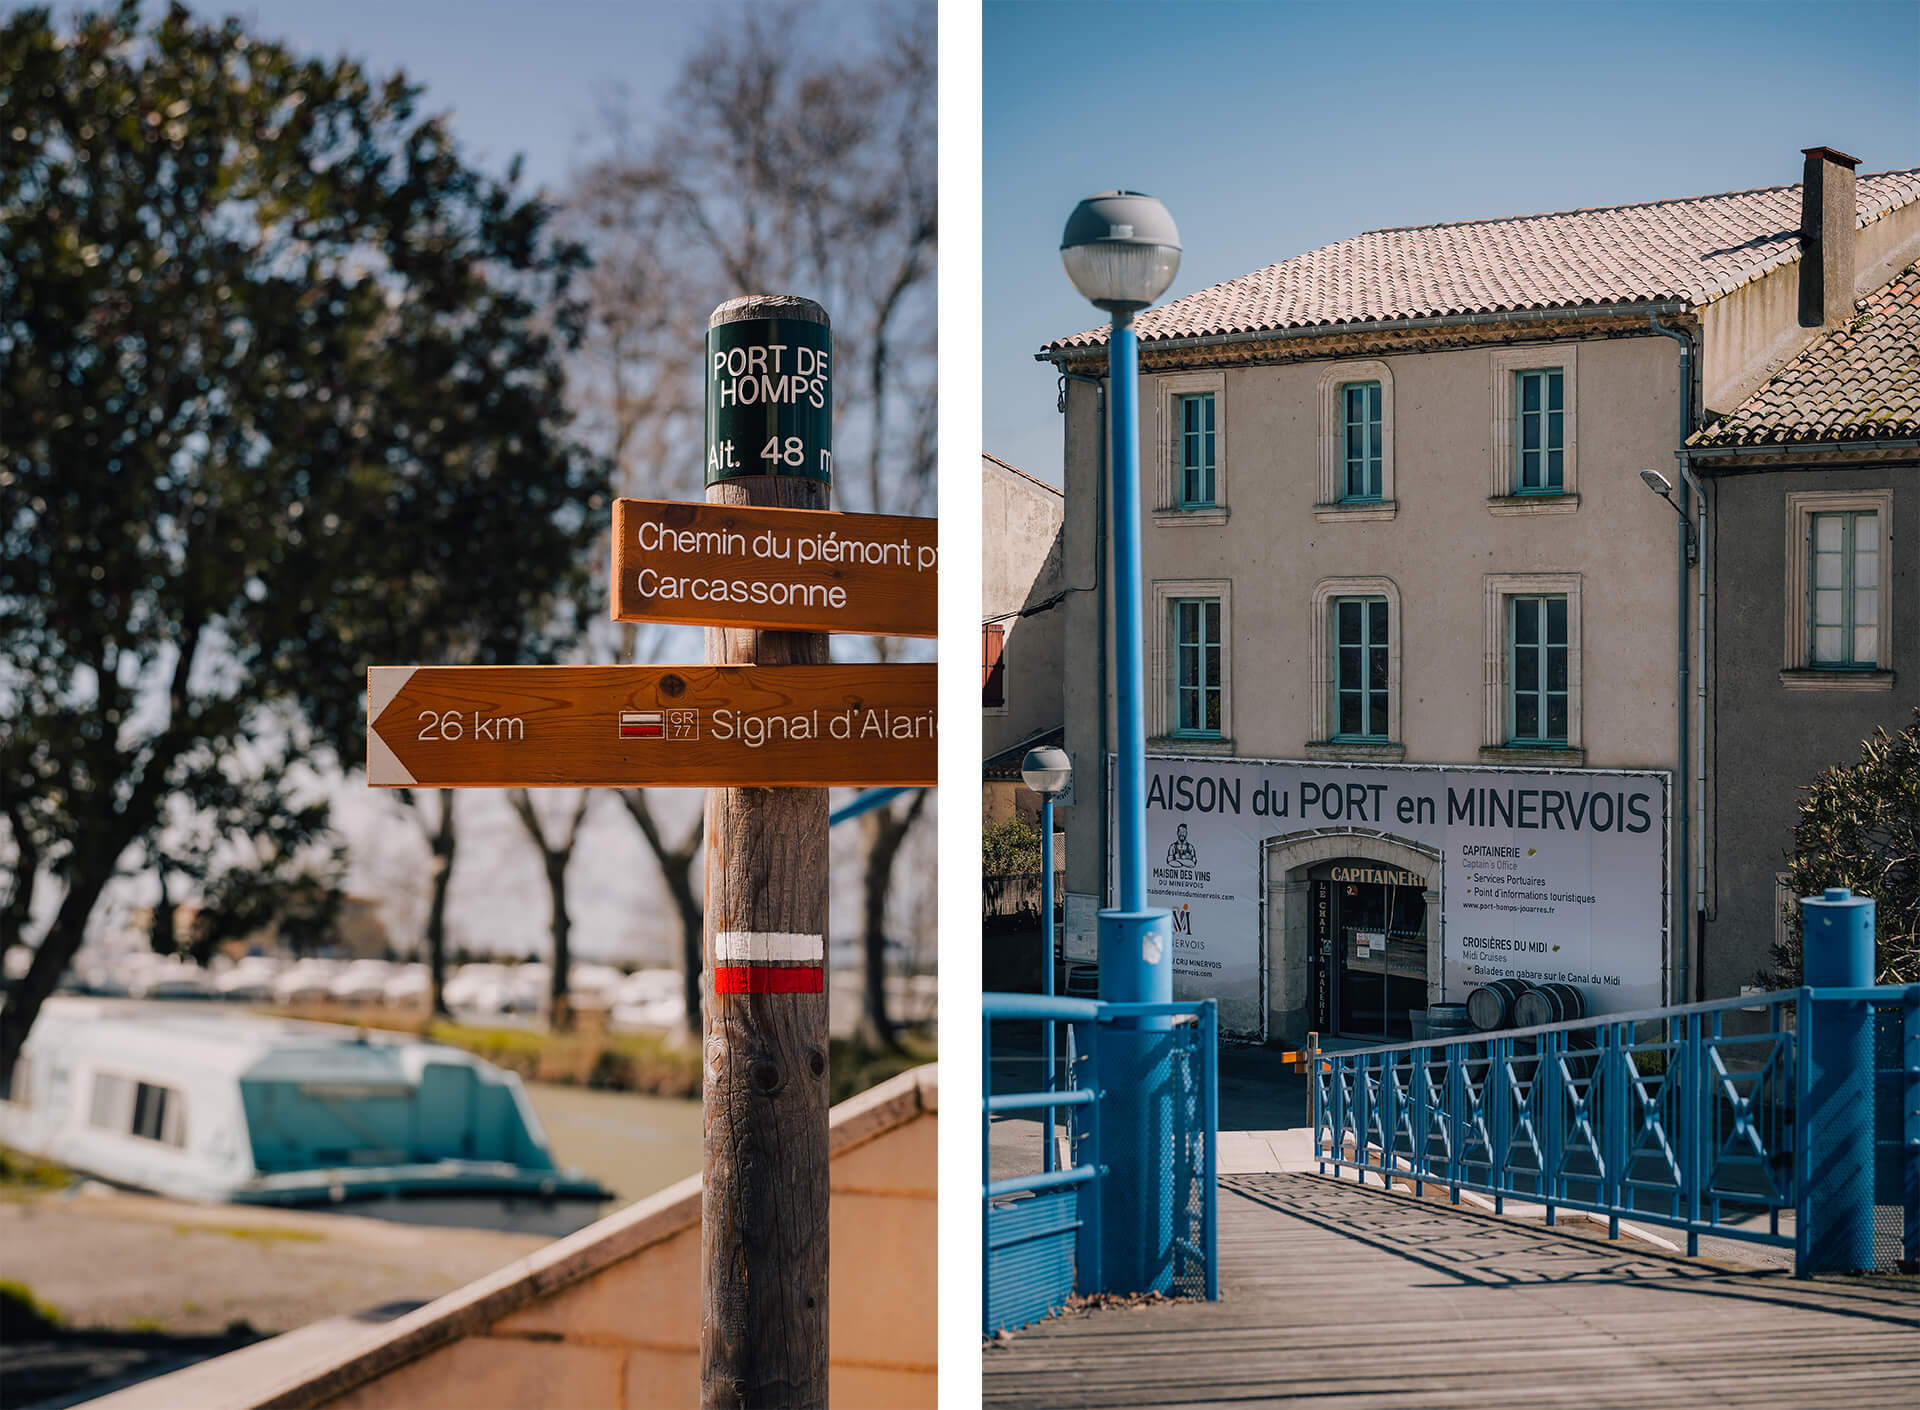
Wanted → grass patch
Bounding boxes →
[0,1281,64,1337]
[830,1032,937,1105]
[0,1145,72,1190]
[173,1223,325,1245]
[263,1003,934,1103]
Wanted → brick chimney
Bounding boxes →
[1799,146,1859,328]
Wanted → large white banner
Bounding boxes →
[1112,755,1670,1037]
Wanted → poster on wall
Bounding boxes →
[1111,754,1670,1037]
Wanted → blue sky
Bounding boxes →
[984,0,1920,486]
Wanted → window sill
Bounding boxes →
[1154,506,1229,527]
[1479,744,1587,767]
[1305,740,1406,763]
[983,705,1009,716]
[1779,668,1895,692]
[1313,499,1397,524]
[1151,734,1235,756]
[1488,493,1579,517]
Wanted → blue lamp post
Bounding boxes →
[1021,746,1072,1171]
[1061,191,1183,1292]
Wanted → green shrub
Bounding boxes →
[0,1281,62,1338]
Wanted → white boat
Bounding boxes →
[0,999,611,1233]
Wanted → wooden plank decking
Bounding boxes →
[983,1172,1920,1409]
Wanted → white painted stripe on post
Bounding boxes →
[714,931,824,964]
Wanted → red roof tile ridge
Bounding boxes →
[1359,167,1920,238]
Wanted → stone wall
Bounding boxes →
[90,1066,938,1410]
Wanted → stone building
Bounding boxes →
[1689,262,1918,994]
[1042,149,1920,1044]
[981,452,1067,829]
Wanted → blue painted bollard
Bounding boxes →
[1800,886,1876,1276]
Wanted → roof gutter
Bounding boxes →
[1036,299,1693,362]
[1686,437,1920,458]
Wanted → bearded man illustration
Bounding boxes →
[1165,823,1199,868]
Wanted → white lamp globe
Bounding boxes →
[1020,746,1073,799]
[1060,191,1182,311]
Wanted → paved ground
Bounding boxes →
[984,1171,1920,1409]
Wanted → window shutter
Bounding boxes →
[983,623,1006,708]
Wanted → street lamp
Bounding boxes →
[1060,191,1180,996]
[1061,191,1181,1294]
[1639,468,1697,564]
[1021,746,1072,1172]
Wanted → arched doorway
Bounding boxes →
[1263,830,1441,1048]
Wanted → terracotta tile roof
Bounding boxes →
[1044,169,1920,353]
[1690,266,1920,447]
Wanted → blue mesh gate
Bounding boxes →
[984,996,1217,1335]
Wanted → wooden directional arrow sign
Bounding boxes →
[610,499,936,637]
[367,664,936,789]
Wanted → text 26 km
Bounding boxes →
[417,711,525,742]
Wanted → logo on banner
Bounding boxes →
[1165,824,1199,868]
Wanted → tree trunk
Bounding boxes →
[0,861,115,1095]
[618,789,704,1034]
[508,790,590,1035]
[548,855,573,1033]
[857,790,928,1051]
[0,806,39,966]
[423,791,457,1019]
[669,851,704,1034]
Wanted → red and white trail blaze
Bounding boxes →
[712,931,824,995]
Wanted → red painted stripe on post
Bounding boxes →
[713,965,824,995]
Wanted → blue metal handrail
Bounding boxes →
[984,993,1217,1334]
[1313,984,1920,1277]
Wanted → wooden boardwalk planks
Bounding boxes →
[983,1172,1920,1409]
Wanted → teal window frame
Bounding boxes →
[1507,594,1569,745]
[1177,393,1216,508]
[1808,510,1880,667]
[1332,596,1390,741]
[1514,369,1564,494]
[1340,382,1383,501]
[1171,596,1223,736]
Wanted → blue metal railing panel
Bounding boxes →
[985,1187,1081,1335]
[1313,985,1920,1276]
[985,994,1217,1334]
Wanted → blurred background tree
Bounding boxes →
[0,1,606,1085]
[565,1,937,1043]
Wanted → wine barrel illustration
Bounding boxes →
[1466,978,1530,1031]
[1425,1003,1472,1039]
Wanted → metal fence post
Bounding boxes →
[1904,985,1919,1268]
[1082,1017,1104,1296]
[1490,1037,1510,1214]
[1684,1010,1702,1258]
[1800,888,1876,1275]
[1203,1000,1219,1301]
[982,1011,993,1333]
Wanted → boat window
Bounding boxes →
[90,1073,186,1147]
[1,1055,30,1107]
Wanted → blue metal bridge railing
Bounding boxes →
[983,994,1217,1335]
[1313,984,1920,1277]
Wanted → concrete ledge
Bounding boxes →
[85,1065,937,1410]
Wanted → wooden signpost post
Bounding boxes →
[369,293,929,1409]
[699,295,832,1410]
